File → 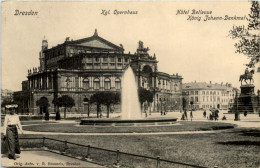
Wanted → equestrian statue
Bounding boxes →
[239,67,255,85]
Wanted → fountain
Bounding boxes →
[121,66,142,119]
[80,66,177,126]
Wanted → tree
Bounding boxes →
[90,92,104,118]
[1,97,14,110]
[52,98,61,120]
[13,91,30,114]
[229,1,260,68]
[101,92,120,118]
[57,95,75,119]
[90,92,121,118]
[138,87,154,112]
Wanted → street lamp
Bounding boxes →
[234,90,240,121]
[159,98,163,115]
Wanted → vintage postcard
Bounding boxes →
[1,1,260,168]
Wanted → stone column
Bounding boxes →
[46,74,48,89]
[90,76,93,88]
[76,76,79,91]
[51,73,54,89]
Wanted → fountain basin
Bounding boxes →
[80,117,178,126]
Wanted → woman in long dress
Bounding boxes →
[3,110,24,160]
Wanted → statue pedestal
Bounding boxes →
[240,85,255,96]
[233,85,258,114]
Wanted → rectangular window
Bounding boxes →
[118,58,121,62]
[94,82,100,90]
[125,58,128,62]
[103,57,108,62]
[110,57,115,62]
[195,91,198,95]
[88,58,92,62]
[95,58,99,62]
[110,63,115,66]
[104,81,111,90]
[117,63,122,67]
[195,97,198,102]
[83,82,89,90]
[116,81,121,90]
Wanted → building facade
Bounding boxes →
[18,30,183,115]
[182,81,237,110]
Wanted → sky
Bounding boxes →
[1,1,259,92]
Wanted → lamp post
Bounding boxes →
[159,98,163,115]
[234,90,240,121]
[175,100,178,111]
[29,91,34,115]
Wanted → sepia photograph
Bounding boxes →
[1,1,260,167]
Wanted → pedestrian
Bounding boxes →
[209,113,213,120]
[3,109,24,160]
[203,110,206,118]
[190,110,193,121]
[181,113,185,120]
[215,111,219,121]
[244,111,247,117]
[45,109,50,121]
[184,110,188,120]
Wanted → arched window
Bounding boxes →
[142,65,153,73]
[94,78,100,90]
[83,78,89,90]
[115,78,121,90]
[104,78,111,90]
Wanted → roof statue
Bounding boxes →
[153,53,156,59]
[138,41,144,50]
[94,29,98,36]
[137,40,150,54]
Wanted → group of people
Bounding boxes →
[181,109,229,121]
[2,109,24,160]
[203,110,219,121]
[203,110,227,121]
